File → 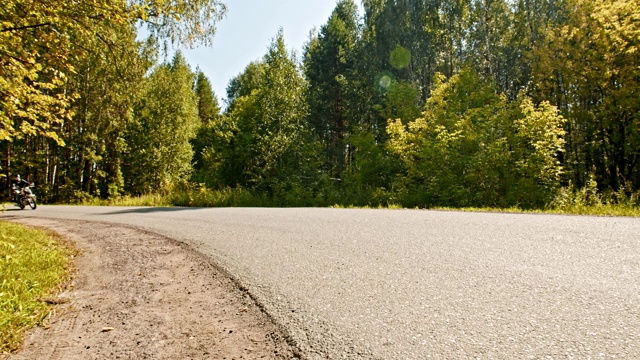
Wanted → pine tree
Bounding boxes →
[304,0,360,178]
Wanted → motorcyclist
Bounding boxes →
[12,174,30,190]
[11,174,31,202]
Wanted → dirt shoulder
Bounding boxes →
[4,218,297,360]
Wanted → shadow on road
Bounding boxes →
[100,207,206,215]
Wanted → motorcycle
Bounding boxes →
[13,184,37,210]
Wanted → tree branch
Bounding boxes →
[1,23,52,32]
[0,49,34,65]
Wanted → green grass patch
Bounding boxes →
[79,193,172,207]
[432,205,640,217]
[545,204,640,217]
[0,221,75,354]
[168,187,275,207]
[80,187,285,208]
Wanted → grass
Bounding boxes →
[71,184,640,217]
[0,221,75,354]
[431,205,640,217]
[80,187,289,208]
[79,193,172,207]
[545,204,640,217]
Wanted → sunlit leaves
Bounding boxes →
[136,0,227,48]
[515,99,566,184]
[387,69,566,208]
[218,31,310,192]
[125,52,199,194]
[303,0,359,177]
[0,0,225,145]
[533,0,640,190]
[592,0,639,56]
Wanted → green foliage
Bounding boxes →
[81,183,318,208]
[342,128,402,206]
[194,71,221,125]
[223,31,313,194]
[533,0,640,191]
[62,22,149,199]
[225,61,265,110]
[0,0,226,145]
[79,193,171,207]
[514,98,566,186]
[304,0,360,177]
[124,52,200,194]
[0,0,101,145]
[387,69,566,208]
[551,175,640,216]
[191,115,236,188]
[0,221,74,353]
[137,0,227,48]
[3,0,639,213]
[377,80,421,125]
[191,70,224,187]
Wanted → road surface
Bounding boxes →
[3,206,639,359]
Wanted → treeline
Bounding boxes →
[2,0,639,209]
[1,0,225,202]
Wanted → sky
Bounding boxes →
[178,0,355,106]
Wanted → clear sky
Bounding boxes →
[179,0,353,106]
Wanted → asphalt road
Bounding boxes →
[3,206,639,359]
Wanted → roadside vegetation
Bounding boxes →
[3,0,639,217]
[76,182,640,217]
[0,221,75,353]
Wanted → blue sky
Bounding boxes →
[179,0,357,105]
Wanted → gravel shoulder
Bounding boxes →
[3,218,297,360]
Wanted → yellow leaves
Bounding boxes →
[386,118,407,141]
[515,98,566,182]
[592,0,640,54]
[386,118,416,163]
[0,130,13,142]
[0,60,70,145]
[408,117,429,133]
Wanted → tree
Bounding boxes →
[1,0,227,201]
[60,24,152,199]
[193,60,268,188]
[1,0,226,144]
[191,70,231,187]
[468,0,514,94]
[194,70,221,125]
[223,31,312,198]
[387,69,565,208]
[304,0,360,178]
[124,52,200,194]
[225,61,264,111]
[534,0,640,190]
[0,6,158,201]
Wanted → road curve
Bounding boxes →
[3,206,639,359]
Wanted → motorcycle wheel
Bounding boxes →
[19,201,25,210]
[28,197,37,210]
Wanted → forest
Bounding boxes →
[1,0,639,210]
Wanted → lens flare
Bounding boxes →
[375,71,395,92]
[379,75,392,88]
[390,46,411,70]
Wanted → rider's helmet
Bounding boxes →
[14,174,20,181]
